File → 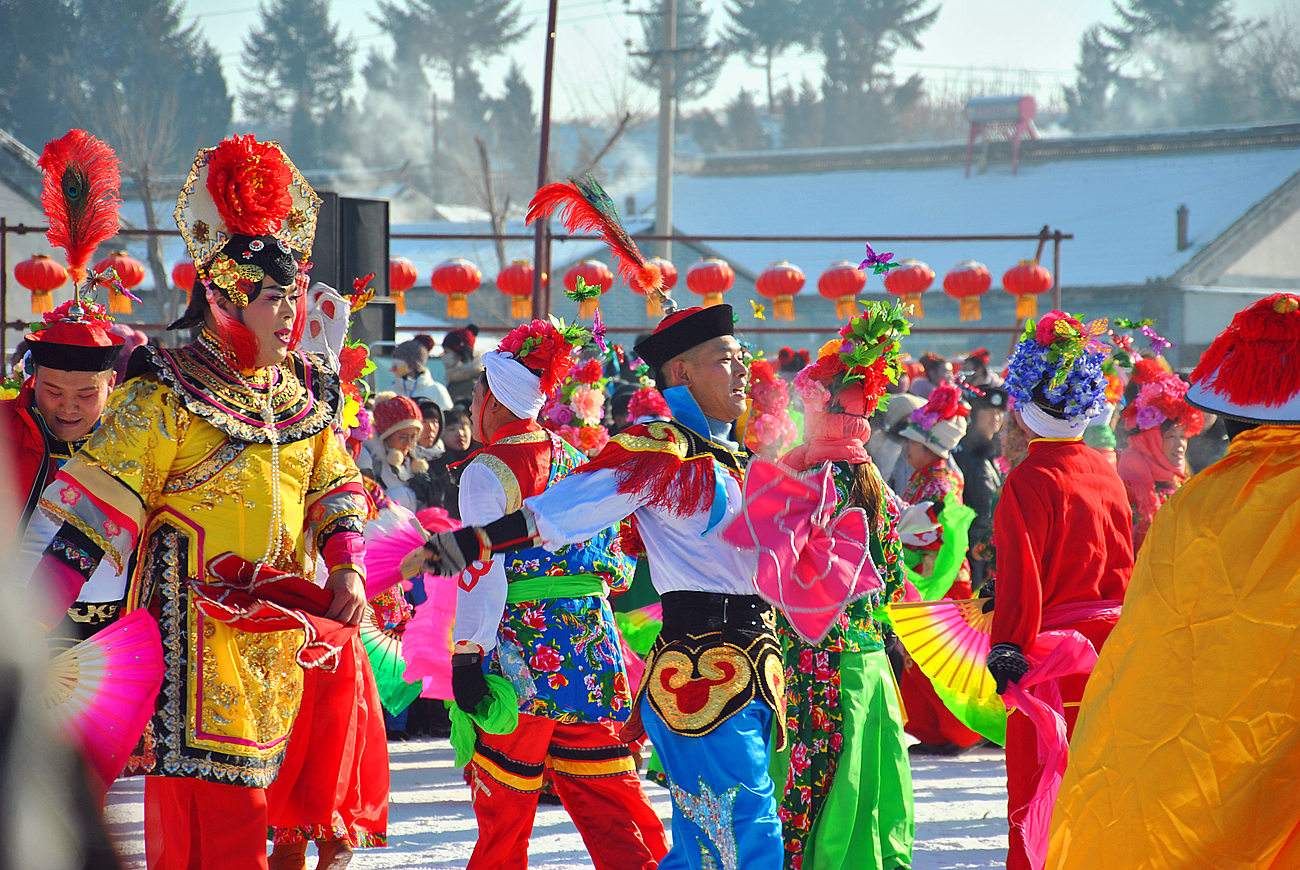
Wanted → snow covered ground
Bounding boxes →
[104,741,1007,869]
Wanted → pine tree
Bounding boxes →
[487,63,538,189]
[780,79,826,148]
[0,0,81,148]
[239,0,356,169]
[724,89,769,150]
[630,0,727,103]
[372,0,530,85]
[802,0,939,144]
[1105,0,1240,53]
[23,0,235,169]
[1064,26,1115,132]
[723,0,806,113]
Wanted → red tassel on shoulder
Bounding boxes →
[1191,293,1300,408]
[575,428,716,518]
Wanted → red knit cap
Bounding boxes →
[373,395,422,441]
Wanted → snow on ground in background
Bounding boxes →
[104,741,1007,869]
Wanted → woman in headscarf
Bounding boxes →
[1117,371,1203,550]
[773,305,915,870]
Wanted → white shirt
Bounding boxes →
[451,460,511,652]
[525,462,758,598]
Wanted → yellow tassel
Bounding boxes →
[958,296,982,321]
[31,291,54,314]
[1015,293,1038,320]
[510,296,531,319]
[905,293,925,319]
[834,296,856,319]
[578,297,599,319]
[703,292,723,307]
[393,291,407,314]
[774,296,795,321]
[647,296,664,319]
[447,293,468,319]
[109,288,132,314]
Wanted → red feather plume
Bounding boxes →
[205,135,294,236]
[526,177,664,297]
[38,130,122,283]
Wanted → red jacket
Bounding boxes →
[0,381,53,529]
[991,439,1134,650]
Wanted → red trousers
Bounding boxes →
[468,713,667,870]
[144,776,268,870]
[1004,618,1116,870]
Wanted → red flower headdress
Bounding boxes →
[497,320,586,395]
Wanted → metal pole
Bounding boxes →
[653,0,677,261]
[532,0,560,319]
[1052,230,1062,310]
[1,218,7,365]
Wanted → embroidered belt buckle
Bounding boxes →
[67,601,121,625]
[640,630,787,750]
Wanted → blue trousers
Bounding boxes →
[643,699,783,870]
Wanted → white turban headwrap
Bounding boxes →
[483,350,546,420]
[1018,399,1092,440]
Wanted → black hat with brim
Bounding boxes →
[634,305,734,372]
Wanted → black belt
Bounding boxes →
[658,591,773,640]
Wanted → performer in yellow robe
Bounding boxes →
[32,135,370,870]
[1048,293,1300,868]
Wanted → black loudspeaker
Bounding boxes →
[352,297,397,347]
[310,191,341,289]
[340,197,390,294]
[309,194,389,296]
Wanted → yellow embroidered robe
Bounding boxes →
[40,340,368,787]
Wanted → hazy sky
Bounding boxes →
[182,0,1290,121]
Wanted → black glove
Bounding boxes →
[451,651,490,714]
[419,510,538,576]
[986,642,1029,695]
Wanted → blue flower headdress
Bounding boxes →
[1005,310,1111,421]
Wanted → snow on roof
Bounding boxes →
[664,144,1300,290]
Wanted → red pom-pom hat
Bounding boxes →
[1187,293,1300,424]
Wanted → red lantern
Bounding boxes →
[755,261,804,321]
[686,258,735,309]
[634,256,677,318]
[94,250,145,314]
[564,259,613,319]
[883,259,934,320]
[1002,259,1053,320]
[817,261,867,320]
[389,256,418,314]
[431,258,481,320]
[497,259,544,320]
[14,253,67,314]
[172,260,198,302]
[943,260,992,322]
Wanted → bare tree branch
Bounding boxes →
[574,112,634,177]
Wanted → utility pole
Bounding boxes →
[654,0,676,262]
[431,91,441,205]
[532,0,560,318]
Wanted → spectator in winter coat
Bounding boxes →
[391,338,453,409]
[954,387,1008,594]
[422,407,474,519]
[359,395,426,512]
[441,325,483,406]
